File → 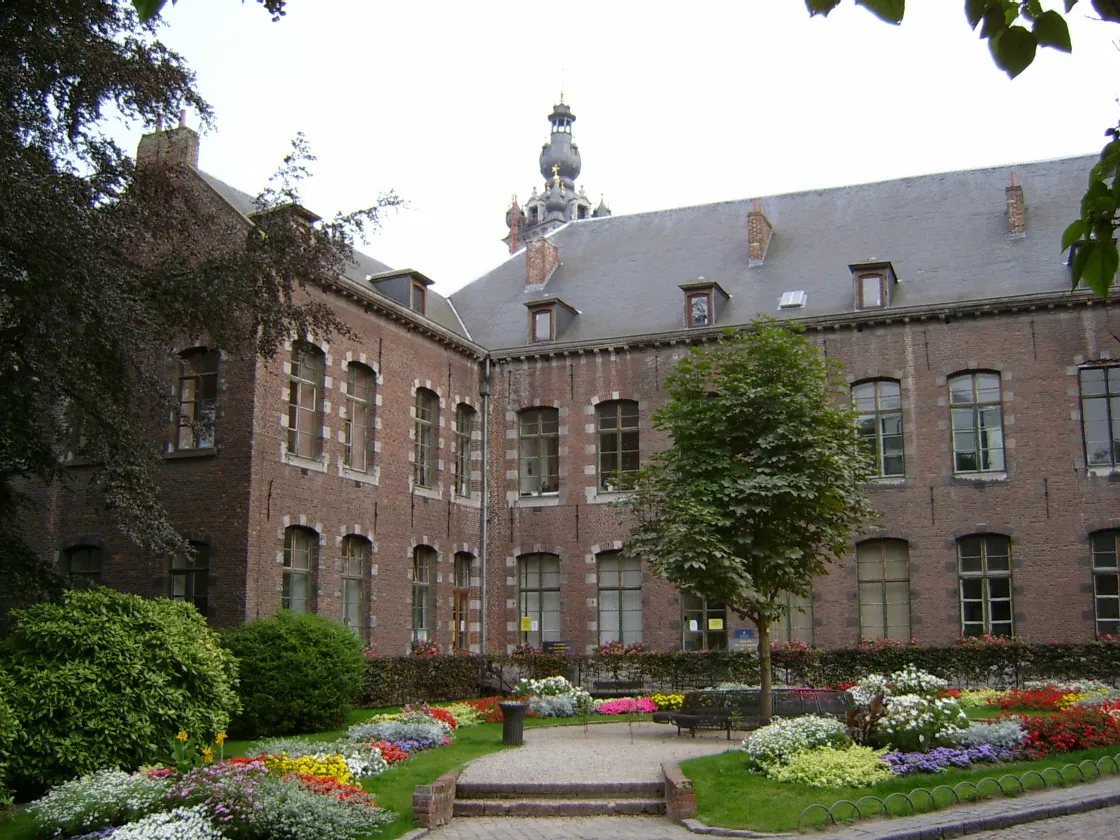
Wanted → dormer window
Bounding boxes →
[531,307,554,343]
[680,279,730,329]
[368,269,434,315]
[850,261,898,311]
[410,281,426,314]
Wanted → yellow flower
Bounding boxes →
[175,730,189,742]
[214,733,227,746]
[201,747,214,762]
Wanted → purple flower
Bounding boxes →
[885,745,1022,776]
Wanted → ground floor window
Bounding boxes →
[597,551,642,645]
[518,553,560,646]
[681,592,726,650]
[1092,530,1120,637]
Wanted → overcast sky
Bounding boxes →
[138,1,1120,295]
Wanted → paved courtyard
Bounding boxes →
[425,816,699,840]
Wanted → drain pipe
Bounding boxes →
[479,357,491,656]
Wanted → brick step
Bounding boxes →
[455,781,664,800]
[453,798,666,817]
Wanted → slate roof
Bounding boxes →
[194,170,470,340]
[450,155,1096,351]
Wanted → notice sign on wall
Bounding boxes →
[520,616,533,632]
[729,627,758,652]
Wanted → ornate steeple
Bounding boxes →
[504,97,608,251]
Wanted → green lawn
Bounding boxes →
[681,743,1120,833]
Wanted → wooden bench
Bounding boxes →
[652,688,851,740]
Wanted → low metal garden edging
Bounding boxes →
[796,751,1120,832]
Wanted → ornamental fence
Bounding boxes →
[356,642,1120,708]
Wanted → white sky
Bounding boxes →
[135,1,1120,295]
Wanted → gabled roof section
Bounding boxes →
[450,155,1095,350]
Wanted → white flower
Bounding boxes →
[109,806,222,840]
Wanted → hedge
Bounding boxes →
[356,640,1120,706]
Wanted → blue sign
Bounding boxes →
[733,628,757,640]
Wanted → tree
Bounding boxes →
[0,1,397,596]
[133,0,287,22]
[622,320,874,719]
[808,1,1120,298]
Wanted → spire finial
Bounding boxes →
[552,164,560,185]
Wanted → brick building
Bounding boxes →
[21,102,1120,654]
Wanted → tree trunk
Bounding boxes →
[758,618,772,722]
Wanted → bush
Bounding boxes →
[744,715,851,770]
[768,745,893,788]
[0,676,21,805]
[224,611,365,738]
[1,589,239,791]
[27,769,171,837]
[877,694,969,752]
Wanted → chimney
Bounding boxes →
[136,112,200,169]
[508,195,521,255]
[747,198,773,265]
[1006,172,1026,237]
[526,238,559,287]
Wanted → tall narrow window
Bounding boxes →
[852,380,904,478]
[596,400,640,491]
[341,535,369,636]
[177,348,218,450]
[454,405,476,496]
[857,274,885,309]
[857,539,911,641]
[770,591,813,644]
[681,592,726,650]
[412,546,435,642]
[518,408,559,496]
[1091,531,1120,637]
[687,293,711,327]
[64,545,103,586]
[345,363,375,473]
[1079,367,1120,469]
[170,541,209,616]
[414,389,439,488]
[283,527,316,614]
[958,534,1013,636]
[949,372,1005,474]
[518,553,561,646]
[597,551,642,645]
[410,281,426,315]
[531,308,553,343]
[452,552,473,650]
[288,342,325,459]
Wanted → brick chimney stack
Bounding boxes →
[509,195,521,255]
[526,238,559,287]
[136,111,199,169]
[1006,172,1026,237]
[747,198,773,265]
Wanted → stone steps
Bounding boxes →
[453,780,666,818]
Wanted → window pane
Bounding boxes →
[878,381,901,409]
[988,577,1011,599]
[1082,368,1108,396]
[949,376,974,404]
[852,384,876,412]
[533,310,552,341]
[1095,574,1119,597]
[1093,534,1119,568]
[976,374,1001,404]
[860,275,882,308]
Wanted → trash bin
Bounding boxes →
[499,701,529,746]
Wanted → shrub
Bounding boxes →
[27,770,170,837]
[515,675,578,696]
[1,589,239,791]
[744,715,850,770]
[346,719,449,746]
[246,774,394,840]
[890,664,948,698]
[877,695,969,752]
[951,719,1027,751]
[768,745,893,788]
[223,611,365,737]
[529,694,583,718]
[0,676,21,805]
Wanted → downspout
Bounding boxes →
[479,357,491,656]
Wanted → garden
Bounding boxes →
[2,590,1120,839]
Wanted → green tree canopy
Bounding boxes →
[0,1,397,599]
[623,320,874,717]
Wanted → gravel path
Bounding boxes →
[457,722,736,784]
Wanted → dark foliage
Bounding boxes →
[224,611,366,737]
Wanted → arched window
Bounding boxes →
[770,591,813,645]
[170,541,209,616]
[63,545,103,586]
[948,372,1004,474]
[288,342,325,459]
[518,408,559,496]
[957,534,1012,636]
[414,389,439,488]
[1090,530,1120,637]
[412,545,435,642]
[596,400,640,491]
[857,539,910,641]
[176,348,218,450]
[518,553,560,645]
[282,526,317,613]
[454,404,476,496]
[452,551,473,650]
[681,592,726,650]
[597,551,642,645]
[341,535,370,637]
[852,380,903,478]
[344,363,375,473]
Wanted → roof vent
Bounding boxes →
[779,291,806,309]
